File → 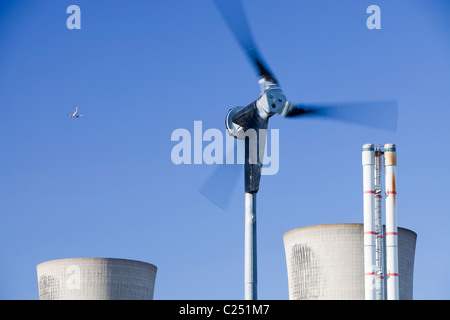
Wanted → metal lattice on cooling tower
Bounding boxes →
[289,243,322,299]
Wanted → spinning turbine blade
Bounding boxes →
[213,0,278,84]
[284,100,398,131]
[199,143,243,210]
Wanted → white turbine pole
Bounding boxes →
[244,192,257,300]
[362,144,376,300]
[384,143,399,300]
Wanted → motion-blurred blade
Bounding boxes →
[213,0,278,84]
[284,100,398,131]
[199,142,244,211]
[199,163,242,211]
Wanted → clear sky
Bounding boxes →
[0,0,449,300]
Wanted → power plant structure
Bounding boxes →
[34,143,415,300]
[283,224,416,300]
[36,258,157,300]
[283,143,417,300]
[362,143,400,299]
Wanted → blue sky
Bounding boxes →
[0,0,449,299]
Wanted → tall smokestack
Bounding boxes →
[362,143,376,300]
[384,143,399,300]
[374,147,385,300]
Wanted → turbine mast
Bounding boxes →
[244,192,257,300]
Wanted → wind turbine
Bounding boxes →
[205,0,397,300]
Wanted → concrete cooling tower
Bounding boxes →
[283,223,416,300]
[36,258,157,300]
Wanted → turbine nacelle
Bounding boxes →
[226,86,288,140]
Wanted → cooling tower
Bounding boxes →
[283,223,416,300]
[36,258,157,300]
